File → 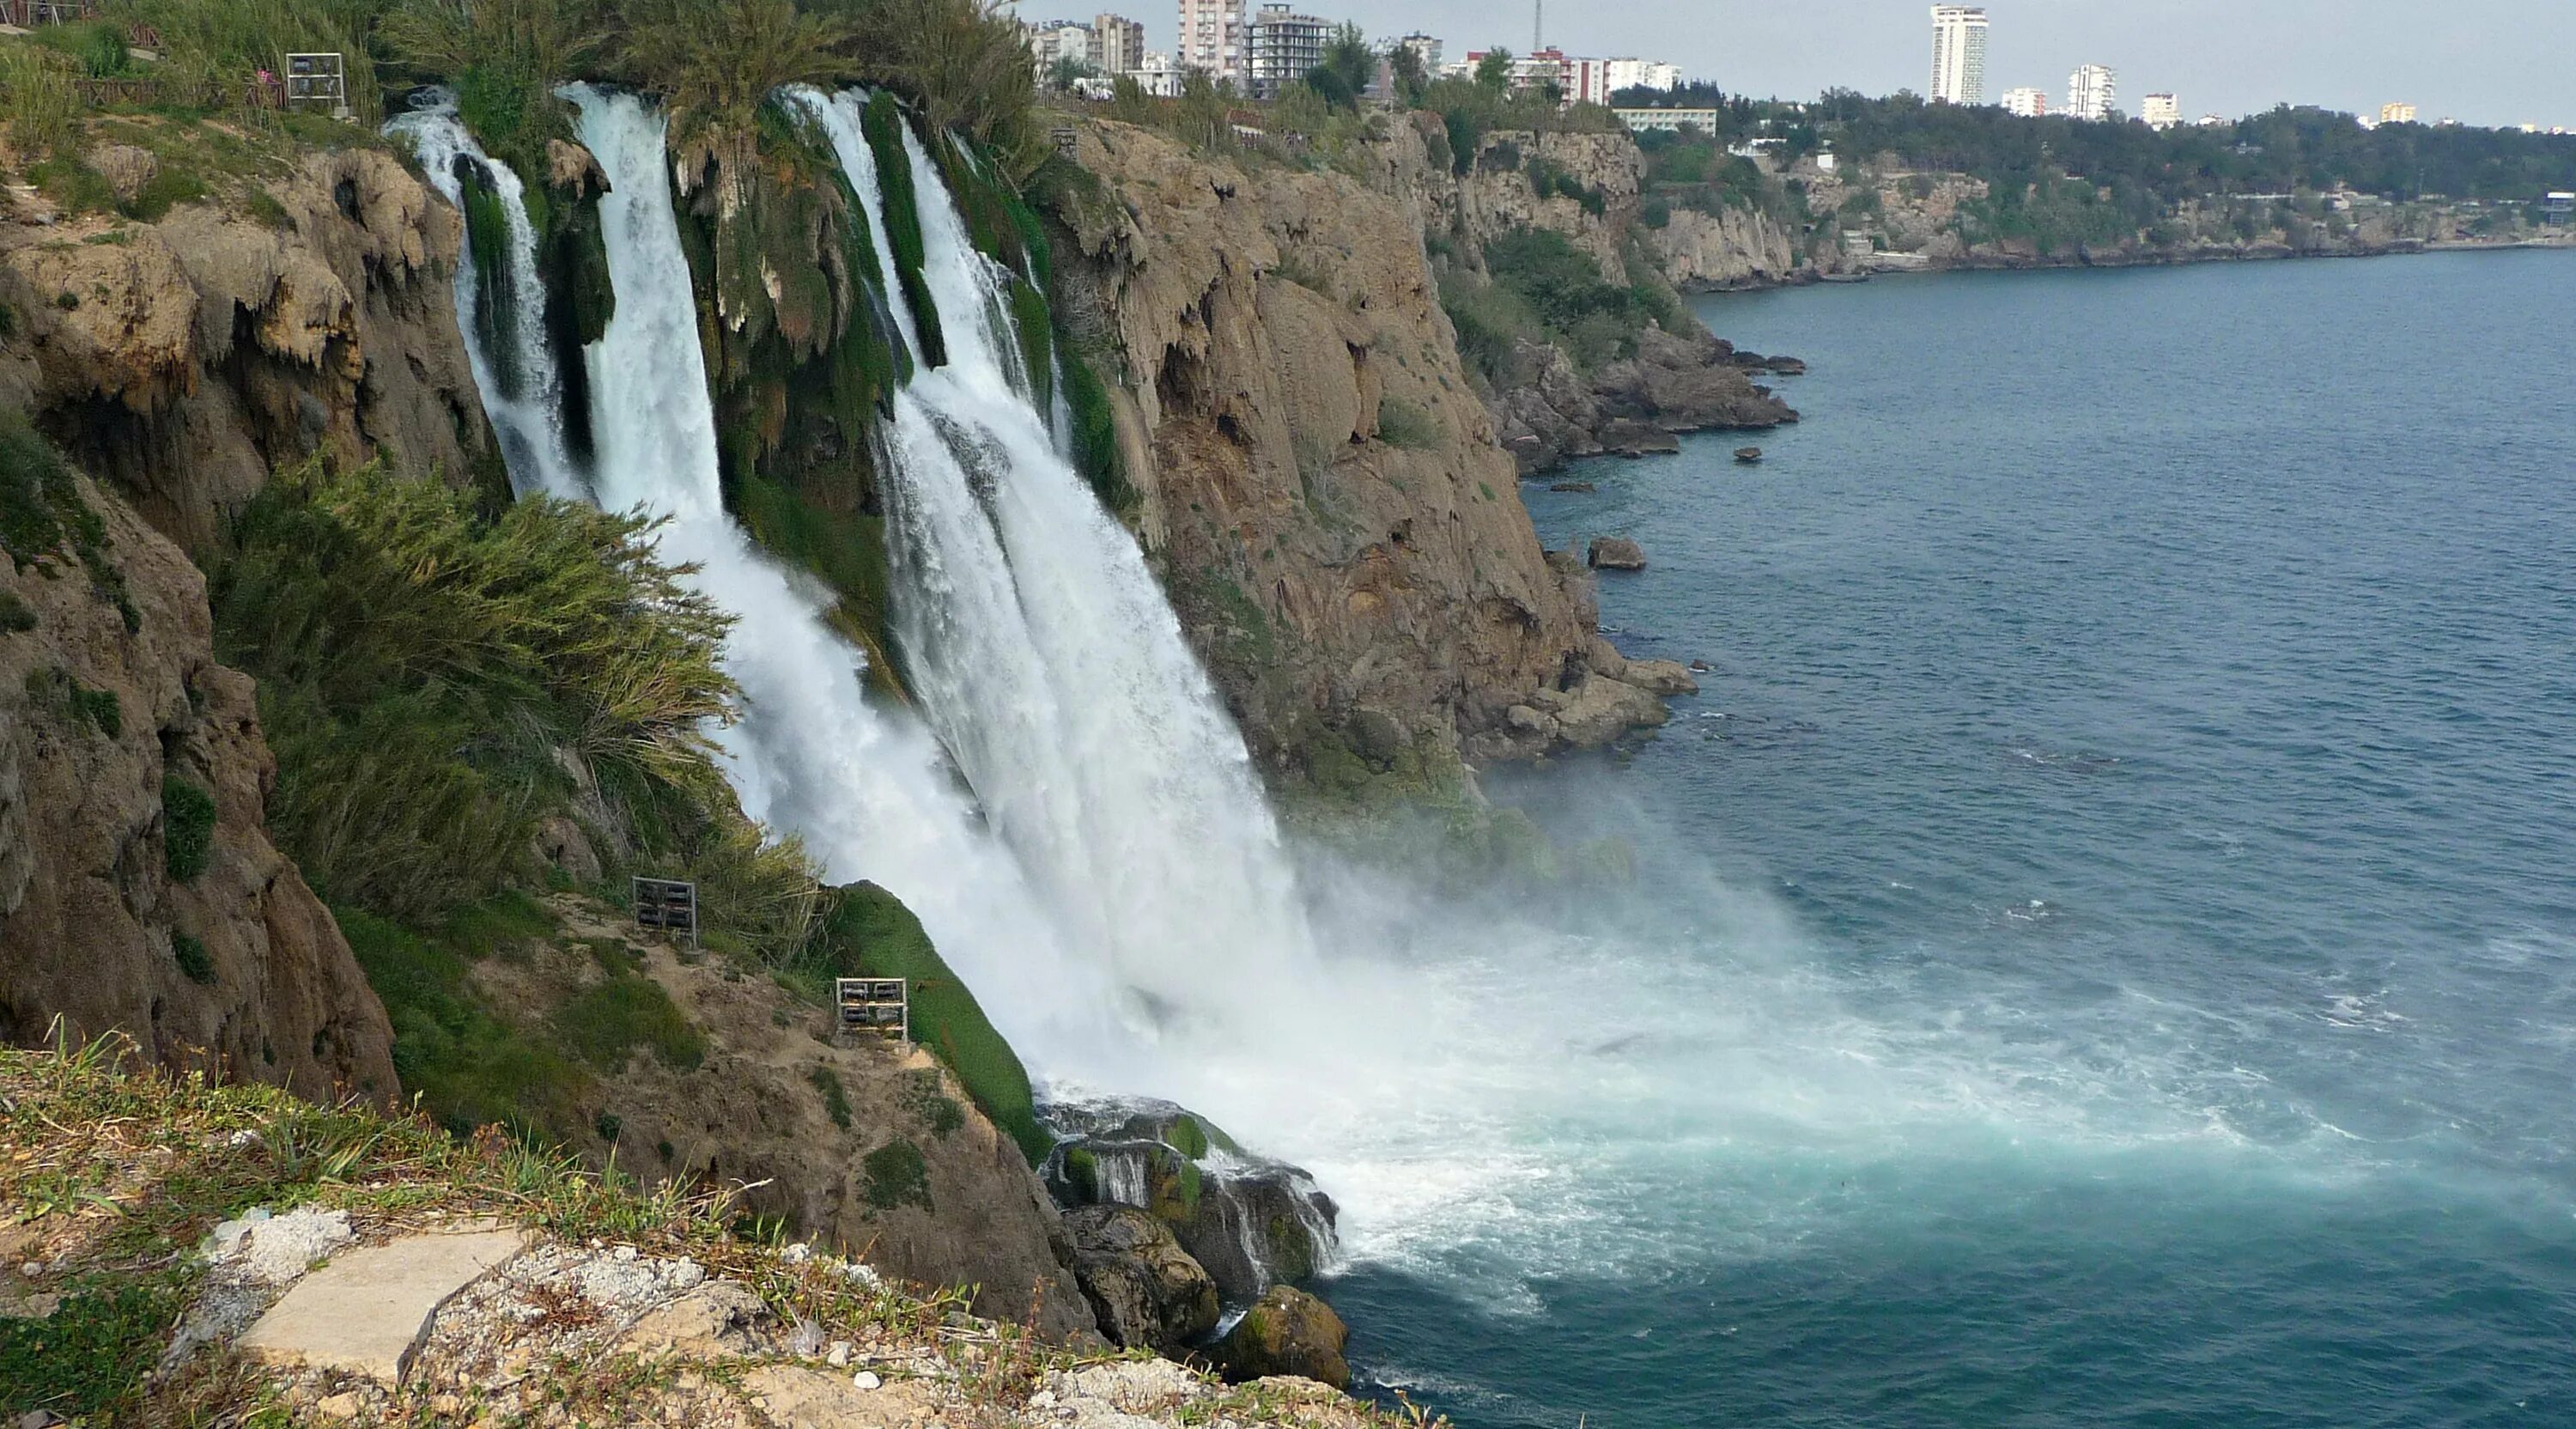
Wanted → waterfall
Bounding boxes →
[562,84,1130,1062]
[384,95,586,501]
[870,116,1321,1039]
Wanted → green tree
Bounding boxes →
[1388,41,1427,107]
[1473,46,1513,94]
[1301,21,1370,111]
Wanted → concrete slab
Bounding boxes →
[237,1229,528,1386]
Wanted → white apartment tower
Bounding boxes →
[1176,0,1246,82]
[2001,87,2047,118]
[2068,64,2117,121]
[1929,6,1988,106]
[2141,93,2180,129]
[1246,3,1328,98]
[1091,14,1147,76]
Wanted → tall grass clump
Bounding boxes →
[114,0,392,125]
[0,41,81,159]
[206,460,806,935]
[611,0,847,151]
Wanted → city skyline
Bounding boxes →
[1013,0,2576,129]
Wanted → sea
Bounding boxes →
[1308,252,2576,1428]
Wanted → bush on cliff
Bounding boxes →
[206,460,813,941]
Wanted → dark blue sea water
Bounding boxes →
[1321,253,2576,1427]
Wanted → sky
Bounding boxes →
[1023,1,2576,131]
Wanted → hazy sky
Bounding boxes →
[1028,1,2575,130]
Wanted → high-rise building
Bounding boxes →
[2379,102,2418,125]
[1091,14,1146,75]
[1392,32,1442,74]
[2067,64,2117,121]
[1929,6,1988,106]
[2002,86,2047,118]
[2141,93,2180,129]
[1246,3,1328,98]
[1176,0,1246,82]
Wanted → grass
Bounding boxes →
[552,973,705,1074]
[337,902,592,1139]
[0,1279,179,1420]
[1,410,133,633]
[23,666,123,739]
[0,589,33,632]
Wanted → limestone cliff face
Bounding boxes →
[1049,119,1611,767]
[0,468,398,1104]
[1649,203,1801,289]
[0,144,489,550]
[1403,126,1646,283]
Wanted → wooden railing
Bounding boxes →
[68,76,288,111]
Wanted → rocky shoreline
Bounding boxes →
[1493,326,1802,477]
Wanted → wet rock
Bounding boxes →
[1599,418,1681,457]
[1210,1286,1350,1389]
[1064,1205,1219,1353]
[1550,673,1669,747]
[1587,536,1647,571]
[1548,480,1596,492]
[1622,659,1699,696]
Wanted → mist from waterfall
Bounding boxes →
[384,96,587,502]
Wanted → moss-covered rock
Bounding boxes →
[861,92,947,368]
[1210,1285,1350,1389]
[800,881,1049,1164]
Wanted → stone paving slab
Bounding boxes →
[237,1229,529,1386]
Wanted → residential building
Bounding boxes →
[1029,19,1094,76]
[1091,14,1146,75]
[2067,64,2116,121]
[2001,86,2046,118]
[1246,3,1328,98]
[1602,58,1682,94]
[2141,93,2180,129]
[1458,46,1575,97]
[1929,6,1988,106]
[1130,49,1187,96]
[1176,0,1246,82]
[1613,106,1720,135]
[1392,32,1441,73]
[2379,101,2418,125]
[2198,113,2227,126]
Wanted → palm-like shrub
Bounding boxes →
[612,0,848,149]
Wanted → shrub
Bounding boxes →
[551,973,704,1073]
[860,1136,932,1210]
[209,461,742,923]
[1375,396,1443,451]
[171,932,216,984]
[0,590,33,633]
[161,776,216,882]
[808,1063,853,1129]
[0,43,78,159]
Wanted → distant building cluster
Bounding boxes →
[1020,4,1684,107]
[1928,7,2172,128]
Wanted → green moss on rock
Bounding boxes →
[160,776,216,883]
[862,1136,933,1211]
[860,92,947,368]
[800,882,1050,1164]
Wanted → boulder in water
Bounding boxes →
[1062,1205,1220,1353]
[1588,536,1648,571]
[1622,659,1700,696]
[1041,1098,1339,1303]
[1209,1286,1350,1389]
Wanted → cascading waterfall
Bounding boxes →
[440,83,1340,1281]
[870,115,1322,1039]
[384,96,587,501]
[562,84,1135,1064]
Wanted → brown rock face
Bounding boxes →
[0,143,487,550]
[471,904,1099,1344]
[0,471,398,1104]
[1063,1204,1221,1354]
[1053,119,1602,768]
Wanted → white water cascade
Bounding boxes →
[385,96,587,501]
[563,84,1139,1063]
[793,89,1322,1047]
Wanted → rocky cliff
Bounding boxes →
[1648,202,1801,290]
[0,446,398,1105]
[1049,119,1677,768]
[0,136,489,550]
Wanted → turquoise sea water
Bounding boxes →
[1321,253,2576,1427]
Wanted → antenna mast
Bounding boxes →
[1533,0,1542,52]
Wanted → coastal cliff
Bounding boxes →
[1048,117,1684,769]
[0,137,489,550]
[0,438,398,1105]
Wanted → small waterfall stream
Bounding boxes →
[385,96,586,501]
